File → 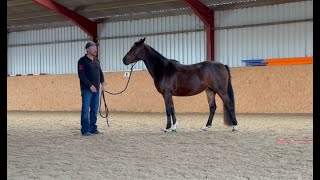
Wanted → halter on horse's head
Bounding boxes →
[123,38,145,65]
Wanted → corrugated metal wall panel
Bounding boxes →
[8,1,313,75]
[29,46,34,74]
[11,47,17,74]
[98,31,206,72]
[18,47,24,74]
[48,44,56,74]
[97,13,204,72]
[7,23,89,75]
[215,1,313,28]
[8,41,87,75]
[50,41,88,75]
[215,21,313,67]
[8,48,12,74]
[306,21,313,57]
[98,14,204,38]
[24,46,29,74]
[15,47,20,74]
[28,46,34,74]
[8,26,89,45]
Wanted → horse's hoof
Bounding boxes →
[202,126,211,131]
[170,123,178,131]
[164,129,172,133]
[232,125,238,131]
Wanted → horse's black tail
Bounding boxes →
[223,65,235,126]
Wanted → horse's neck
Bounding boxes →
[142,46,167,81]
[143,57,164,81]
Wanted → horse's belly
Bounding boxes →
[172,82,207,96]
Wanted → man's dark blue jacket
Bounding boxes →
[77,55,104,90]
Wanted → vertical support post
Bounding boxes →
[181,0,215,61]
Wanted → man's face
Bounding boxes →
[87,45,97,56]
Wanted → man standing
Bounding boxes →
[78,41,105,136]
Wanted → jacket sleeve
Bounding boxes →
[99,67,105,83]
[96,58,105,83]
[78,59,92,88]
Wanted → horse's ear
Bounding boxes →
[136,37,145,45]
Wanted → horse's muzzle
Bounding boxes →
[123,57,129,65]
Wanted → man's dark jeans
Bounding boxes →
[80,89,99,134]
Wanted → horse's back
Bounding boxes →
[173,60,225,72]
[182,61,229,84]
[203,61,229,77]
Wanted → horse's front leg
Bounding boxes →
[163,93,173,132]
[170,103,179,131]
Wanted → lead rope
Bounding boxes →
[99,62,137,127]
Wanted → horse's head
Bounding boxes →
[123,38,145,65]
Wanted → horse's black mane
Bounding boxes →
[146,45,166,60]
[146,44,180,64]
[169,59,180,64]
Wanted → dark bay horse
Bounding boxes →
[123,38,238,132]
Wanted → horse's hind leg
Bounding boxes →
[203,89,217,131]
[218,92,238,131]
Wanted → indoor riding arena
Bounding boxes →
[7,0,313,179]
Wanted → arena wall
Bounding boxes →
[7,64,312,113]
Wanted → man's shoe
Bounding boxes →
[82,132,92,136]
[90,130,103,134]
